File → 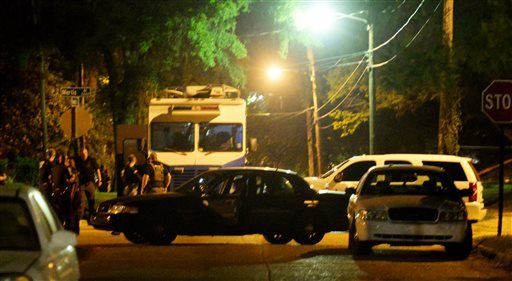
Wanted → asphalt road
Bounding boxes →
[77,222,512,281]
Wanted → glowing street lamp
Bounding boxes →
[266,65,284,81]
[294,8,376,155]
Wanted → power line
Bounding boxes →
[318,66,368,121]
[316,55,368,112]
[373,0,442,69]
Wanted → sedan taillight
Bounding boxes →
[468,182,477,202]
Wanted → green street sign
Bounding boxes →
[61,87,92,97]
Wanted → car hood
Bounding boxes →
[355,195,463,210]
[0,251,39,273]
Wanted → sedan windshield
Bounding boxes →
[361,171,456,196]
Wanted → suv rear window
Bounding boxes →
[422,161,467,181]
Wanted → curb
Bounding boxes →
[476,243,512,268]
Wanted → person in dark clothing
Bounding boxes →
[75,147,102,223]
[49,151,72,223]
[122,154,141,196]
[141,152,170,194]
[40,148,56,201]
[65,157,81,234]
[99,165,111,192]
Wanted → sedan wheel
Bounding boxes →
[123,230,148,244]
[147,224,177,245]
[348,221,371,256]
[293,219,324,245]
[263,233,293,244]
[445,223,473,260]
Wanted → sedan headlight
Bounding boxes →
[439,209,467,221]
[356,209,388,221]
[108,204,139,215]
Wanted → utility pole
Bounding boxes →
[439,0,458,154]
[306,109,315,176]
[40,46,48,153]
[307,47,323,175]
[368,20,375,154]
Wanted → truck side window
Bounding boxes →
[341,161,376,181]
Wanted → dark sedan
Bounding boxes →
[91,167,349,245]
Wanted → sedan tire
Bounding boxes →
[263,233,293,244]
[293,215,325,245]
[348,221,371,256]
[445,223,473,260]
[147,224,177,245]
[123,230,148,244]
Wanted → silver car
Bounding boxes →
[346,165,473,259]
[0,184,80,280]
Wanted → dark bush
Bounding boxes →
[14,157,39,186]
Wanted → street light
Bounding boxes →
[265,64,317,176]
[295,9,376,154]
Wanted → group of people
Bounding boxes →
[122,152,171,196]
[40,147,102,234]
[40,147,170,233]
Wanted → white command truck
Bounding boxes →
[115,85,247,193]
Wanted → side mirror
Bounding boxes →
[333,172,343,183]
[345,187,356,196]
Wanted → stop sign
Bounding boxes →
[482,80,512,123]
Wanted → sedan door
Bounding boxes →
[244,172,302,233]
[202,173,249,231]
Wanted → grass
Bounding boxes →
[482,182,512,206]
[94,191,118,209]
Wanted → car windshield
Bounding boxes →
[320,160,348,179]
[360,170,456,196]
[0,199,40,251]
[175,171,223,195]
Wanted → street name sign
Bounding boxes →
[482,80,512,123]
[61,87,92,97]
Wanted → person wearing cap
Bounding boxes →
[141,152,170,194]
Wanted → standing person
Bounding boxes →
[40,148,56,201]
[66,157,81,234]
[122,154,141,196]
[141,152,170,194]
[49,151,71,223]
[75,147,102,224]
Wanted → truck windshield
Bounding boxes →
[199,123,243,152]
[151,122,194,152]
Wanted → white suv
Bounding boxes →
[304,154,486,221]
